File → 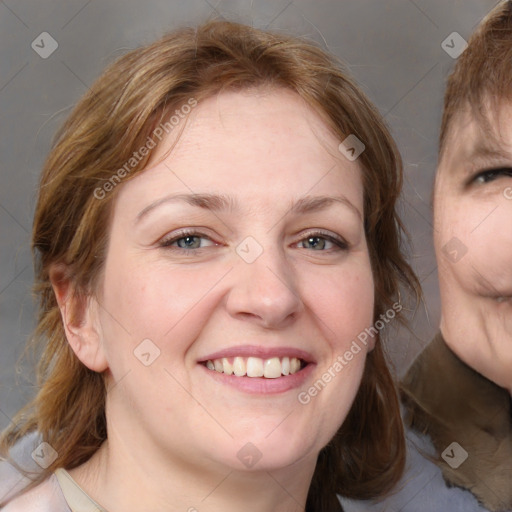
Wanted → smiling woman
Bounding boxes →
[0,20,419,512]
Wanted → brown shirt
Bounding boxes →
[401,333,512,512]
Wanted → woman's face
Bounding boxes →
[434,102,512,391]
[89,89,374,473]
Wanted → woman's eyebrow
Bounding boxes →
[290,195,362,220]
[466,139,512,163]
[136,193,237,222]
[457,141,512,178]
[135,193,361,223]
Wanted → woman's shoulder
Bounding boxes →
[0,432,69,511]
[2,474,70,512]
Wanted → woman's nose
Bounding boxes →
[225,241,303,329]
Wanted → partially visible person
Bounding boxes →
[340,2,512,511]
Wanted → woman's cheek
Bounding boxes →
[302,262,374,350]
[443,202,512,295]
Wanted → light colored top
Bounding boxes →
[54,468,108,512]
[1,468,108,512]
[338,427,489,512]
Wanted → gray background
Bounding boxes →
[0,0,498,432]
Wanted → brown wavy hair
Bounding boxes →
[439,0,512,156]
[0,19,419,511]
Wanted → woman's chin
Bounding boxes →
[200,434,318,474]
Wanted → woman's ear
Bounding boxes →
[366,334,377,352]
[49,263,109,373]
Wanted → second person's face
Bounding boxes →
[434,102,512,391]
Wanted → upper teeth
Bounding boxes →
[205,356,302,378]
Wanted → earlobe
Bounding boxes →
[365,334,377,352]
[49,264,109,373]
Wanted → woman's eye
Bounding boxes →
[160,232,216,251]
[174,235,206,249]
[159,230,348,254]
[472,167,512,184]
[298,234,347,251]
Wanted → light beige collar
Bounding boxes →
[54,468,108,512]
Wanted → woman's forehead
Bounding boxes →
[121,90,363,201]
[437,103,512,183]
[152,89,341,161]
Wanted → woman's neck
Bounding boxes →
[67,437,317,512]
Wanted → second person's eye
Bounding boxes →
[472,167,512,184]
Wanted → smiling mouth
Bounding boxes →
[202,356,307,378]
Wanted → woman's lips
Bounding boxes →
[199,345,315,364]
[197,345,316,394]
[204,356,303,378]
[199,360,315,394]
